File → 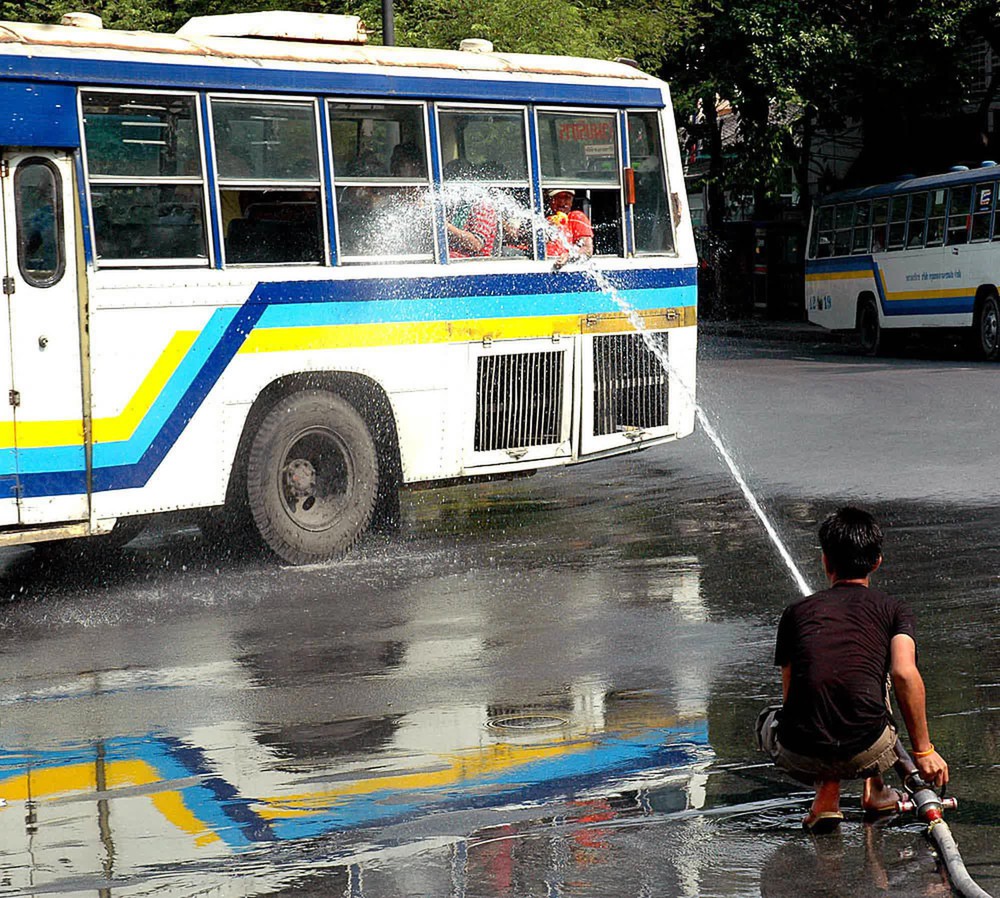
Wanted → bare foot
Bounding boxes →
[862,777,904,814]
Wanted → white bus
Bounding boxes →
[0,11,697,563]
[805,164,1000,358]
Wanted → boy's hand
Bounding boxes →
[915,749,949,789]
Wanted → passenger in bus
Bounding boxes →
[445,159,499,258]
[390,142,425,178]
[545,188,593,265]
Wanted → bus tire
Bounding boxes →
[973,294,1000,360]
[246,389,379,565]
[857,298,884,355]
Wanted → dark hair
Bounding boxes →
[390,142,425,177]
[819,507,883,579]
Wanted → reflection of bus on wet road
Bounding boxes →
[805,166,1000,359]
[0,696,711,895]
[0,11,697,564]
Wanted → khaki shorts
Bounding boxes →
[756,705,898,785]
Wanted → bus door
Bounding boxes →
[0,151,88,525]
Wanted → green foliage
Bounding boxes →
[1,0,994,212]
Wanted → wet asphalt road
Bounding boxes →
[0,333,996,897]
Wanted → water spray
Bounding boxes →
[890,741,993,898]
[582,263,812,596]
[430,184,813,595]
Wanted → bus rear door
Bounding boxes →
[0,151,88,526]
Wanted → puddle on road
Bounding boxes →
[0,482,995,896]
[0,695,712,896]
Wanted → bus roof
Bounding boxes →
[818,163,1000,205]
[0,16,657,84]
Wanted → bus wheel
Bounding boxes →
[858,299,883,355]
[974,294,1000,360]
[246,390,379,565]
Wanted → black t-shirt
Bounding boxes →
[774,583,916,759]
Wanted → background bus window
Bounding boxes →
[14,159,64,287]
[329,102,434,262]
[905,192,927,248]
[888,194,909,249]
[438,108,532,260]
[627,110,673,254]
[832,204,852,256]
[971,181,994,241]
[538,111,622,256]
[925,188,947,247]
[814,206,834,257]
[82,91,207,263]
[871,197,889,252]
[851,200,871,253]
[212,98,323,265]
[946,185,972,245]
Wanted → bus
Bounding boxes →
[0,11,697,564]
[805,164,1000,359]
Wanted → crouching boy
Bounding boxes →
[756,506,948,832]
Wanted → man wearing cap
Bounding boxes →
[545,188,593,264]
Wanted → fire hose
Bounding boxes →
[892,741,993,898]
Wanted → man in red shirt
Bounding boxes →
[757,507,948,833]
[545,188,593,264]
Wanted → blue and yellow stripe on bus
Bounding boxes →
[805,256,976,316]
[0,267,696,501]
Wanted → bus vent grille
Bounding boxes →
[475,351,565,452]
[593,333,669,436]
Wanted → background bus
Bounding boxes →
[0,11,697,564]
[805,164,1000,359]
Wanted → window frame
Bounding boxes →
[534,105,625,259]
[327,97,436,265]
[971,181,995,243]
[435,101,535,263]
[208,92,328,267]
[886,193,909,251]
[904,192,927,249]
[79,86,212,269]
[625,106,676,257]
[925,188,947,248]
[945,184,973,246]
[813,205,834,258]
[14,157,66,288]
[851,200,872,254]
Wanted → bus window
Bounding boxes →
[888,194,908,249]
[871,197,889,252]
[627,110,674,254]
[946,185,972,245]
[212,98,323,265]
[538,110,622,256]
[82,91,208,264]
[833,204,852,256]
[14,159,64,287]
[972,181,994,241]
[905,192,927,248]
[852,201,871,253]
[438,107,532,259]
[814,205,834,257]
[925,188,946,247]
[329,102,434,263]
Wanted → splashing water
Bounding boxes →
[581,262,812,597]
[374,178,812,594]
